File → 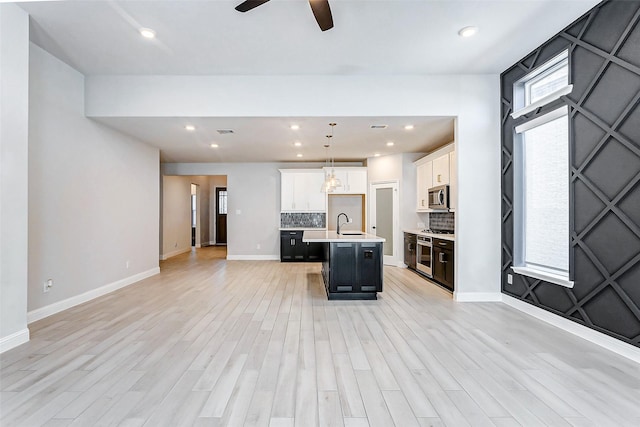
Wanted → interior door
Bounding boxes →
[216,187,227,245]
[369,182,399,266]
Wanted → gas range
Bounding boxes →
[421,229,455,235]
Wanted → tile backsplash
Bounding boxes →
[280,212,326,228]
[429,212,455,231]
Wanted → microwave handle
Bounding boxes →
[438,189,445,205]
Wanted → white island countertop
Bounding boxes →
[303,230,385,243]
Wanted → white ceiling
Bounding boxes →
[17,0,599,162]
[93,116,456,162]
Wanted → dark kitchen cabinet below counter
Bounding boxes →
[322,241,383,300]
[404,232,417,270]
[432,238,454,291]
[280,230,325,262]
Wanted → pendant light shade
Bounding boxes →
[322,123,342,193]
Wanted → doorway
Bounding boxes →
[216,187,227,245]
[191,183,200,247]
[369,181,399,266]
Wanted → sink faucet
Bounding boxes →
[337,212,350,235]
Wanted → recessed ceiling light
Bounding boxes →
[404,124,414,130]
[139,28,156,39]
[386,141,394,147]
[458,26,478,38]
[185,125,195,131]
[374,153,381,157]
[296,153,303,158]
[210,143,219,148]
[290,125,300,130]
[294,142,302,147]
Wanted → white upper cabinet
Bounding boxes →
[416,161,432,211]
[280,169,326,212]
[432,154,450,186]
[415,144,456,212]
[323,167,367,194]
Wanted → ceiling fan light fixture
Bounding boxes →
[185,125,196,131]
[139,28,156,39]
[404,124,414,130]
[458,26,479,38]
[290,124,300,130]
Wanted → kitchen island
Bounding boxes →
[303,230,385,300]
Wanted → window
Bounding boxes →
[512,53,574,288]
[512,50,572,119]
[218,190,227,215]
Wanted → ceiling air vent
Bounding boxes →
[216,129,234,134]
[370,125,388,129]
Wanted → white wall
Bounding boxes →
[163,163,283,260]
[89,74,501,298]
[161,176,192,259]
[0,4,30,352]
[190,176,211,247]
[27,44,160,320]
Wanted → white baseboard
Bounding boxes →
[27,267,160,324]
[454,292,503,302]
[160,247,191,261]
[502,294,640,364]
[226,254,280,261]
[0,328,30,354]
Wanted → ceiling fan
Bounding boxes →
[235,0,334,31]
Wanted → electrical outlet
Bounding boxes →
[507,274,513,285]
[43,279,53,293]
[256,243,261,250]
[126,260,130,269]
[348,218,353,223]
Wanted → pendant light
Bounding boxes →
[321,123,342,192]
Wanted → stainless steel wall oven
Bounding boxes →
[416,235,432,278]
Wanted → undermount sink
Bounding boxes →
[340,232,364,236]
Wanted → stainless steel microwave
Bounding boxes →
[428,185,449,210]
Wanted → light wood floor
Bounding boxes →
[2,246,639,426]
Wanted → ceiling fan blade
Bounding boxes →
[308,0,334,31]
[235,0,271,13]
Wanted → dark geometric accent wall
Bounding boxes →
[501,0,640,347]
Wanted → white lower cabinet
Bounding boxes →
[280,169,326,212]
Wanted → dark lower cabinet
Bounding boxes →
[322,242,383,299]
[280,231,305,261]
[280,230,325,262]
[305,241,325,261]
[404,232,417,270]
[432,238,454,291]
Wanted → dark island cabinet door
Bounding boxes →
[329,243,357,292]
[358,243,382,292]
[306,242,325,261]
